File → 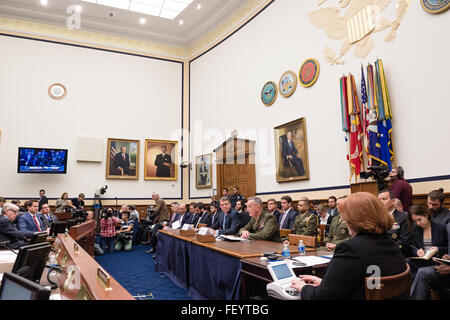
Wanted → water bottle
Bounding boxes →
[282,242,290,258]
[298,240,305,256]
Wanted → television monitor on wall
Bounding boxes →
[17,147,68,174]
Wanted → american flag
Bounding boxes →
[361,66,369,168]
[110,141,116,160]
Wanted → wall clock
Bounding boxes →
[48,83,67,100]
[261,81,277,106]
[299,58,320,88]
[279,71,297,98]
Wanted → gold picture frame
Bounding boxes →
[144,139,178,181]
[106,138,140,180]
[274,117,310,183]
[195,154,212,189]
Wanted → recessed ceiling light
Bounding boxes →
[40,0,48,5]
[179,19,184,26]
[196,3,202,10]
[75,5,82,12]
[139,17,146,24]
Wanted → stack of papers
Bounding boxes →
[292,256,331,267]
[216,235,244,241]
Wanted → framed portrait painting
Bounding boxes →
[274,118,310,182]
[144,139,178,180]
[196,154,212,189]
[106,138,139,180]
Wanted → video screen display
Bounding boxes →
[18,147,68,174]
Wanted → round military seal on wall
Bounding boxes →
[299,58,320,88]
[279,70,297,98]
[261,81,278,106]
[421,0,450,13]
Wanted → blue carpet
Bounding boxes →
[95,245,191,300]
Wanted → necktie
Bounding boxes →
[222,214,227,230]
[280,212,287,228]
[169,213,176,226]
[123,154,125,161]
[33,215,42,232]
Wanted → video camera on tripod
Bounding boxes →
[360,165,390,191]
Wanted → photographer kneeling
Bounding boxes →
[115,211,134,252]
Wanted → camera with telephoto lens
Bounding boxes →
[360,165,390,191]
[117,233,133,243]
[71,208,86,221]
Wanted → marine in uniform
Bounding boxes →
[292,211,318,236]
[318,213,350,251]
[239,197,281,242]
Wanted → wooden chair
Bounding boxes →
[364,264,411,300]
[280,229,291,237]
[288,234,317,248]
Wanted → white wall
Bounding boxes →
[189,0,450,198]
[0,35,183,200]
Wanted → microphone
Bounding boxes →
[0,241,18,254]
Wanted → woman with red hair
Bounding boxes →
[290,192,407,299]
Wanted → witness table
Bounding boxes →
[154,229,320,300]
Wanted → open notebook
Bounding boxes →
[410,247,438,260]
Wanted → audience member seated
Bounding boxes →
[290,192,407,299]
[292,199,318,236]
[188,203,202,226]
[11,200,26,212]
[278,196,298,230]
[85,209,103,256]
[267,198,281,221]
[222,188,231,202]
[38,189,48,211]
[40,203,59,229]
[427,188,450,225]
[196,203,212,228]
[230,186,245,209]
[317,197,350,251]
[99,208,121,254]
[394,198,404,212]
[312,200,321,214]
[299,197,317,216]
[210,197,243,236]
[209,203,220,227]
[71,193,85,210]
[389,166,413,212]
[0,197,6,215]
[0,203,34,249]
[378,190,412,257]
[179,203,192,228]
[235,200,251,229]
[327,196,338,217]
[210,195,219,209]
[114,211,134,252]
[55,192,76,213]
[406,204,448,278]
[239,197,281,242]
[18,200,46,234]
[317,204,333,234]
[410,254,450,299]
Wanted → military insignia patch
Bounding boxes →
[392,233,398,240]
[392,222,400,230]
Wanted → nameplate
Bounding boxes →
[74,243,79,254]
[181,224,194,231]
[171,220,181,229]
[97,266,112,291]
[198,227,215,236]
[196,234,216,243]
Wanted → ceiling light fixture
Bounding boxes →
[40,0,48,5]
[75,5,82,12]
[196,3,202,10]
[179,19,184,26]
[139,17,146,24]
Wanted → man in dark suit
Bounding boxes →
[154,145,171,177]
[40,203,59,229]
[267,199,281,222]
[211,197,243,236]
[71,193,85,210]
[38,189,48,211]
[378,190,413,257]
[281,131,305,176]
[235,200,251,229]
[114,146,130,175]
[196,203,212,228]
[278,196,298,230]
[18,200,46,234]
[0,204,34,249]
[188,203,202,226]
[230,186,245,209]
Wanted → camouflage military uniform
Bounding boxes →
[239,211,281,242]
[292,211,318,236]
[318,214,350,250]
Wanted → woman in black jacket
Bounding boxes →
[290,192,407,300]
